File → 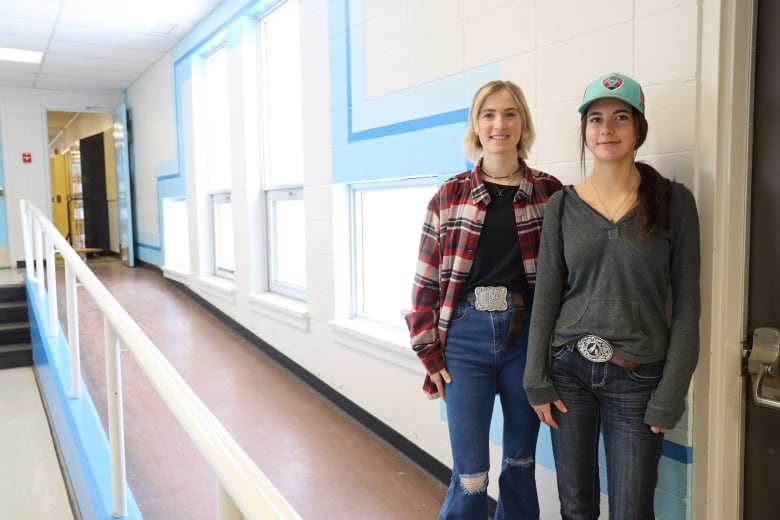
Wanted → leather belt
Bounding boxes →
[459,286,525,347]
[575,334,640,372]
[609,353,641,372]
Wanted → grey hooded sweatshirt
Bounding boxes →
[523,181,700,429]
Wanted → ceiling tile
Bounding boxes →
[0,0,224,95]
[47,40,161,63]
[0,0,61,22]
[0,17,54,38]
[0,35,50,51]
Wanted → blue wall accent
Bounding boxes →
[328,0,499,184]
[134,56,192,265]
[27,279,142,520]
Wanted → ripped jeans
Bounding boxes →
[440,299,541,519]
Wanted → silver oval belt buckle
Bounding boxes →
[473,286,508,311]
[576,335,614,362]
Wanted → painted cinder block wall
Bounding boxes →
[124,0,712,518]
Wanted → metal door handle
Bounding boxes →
[747,327,780,410]
[752,366,780,409]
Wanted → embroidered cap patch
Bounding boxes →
[602,76,624,91]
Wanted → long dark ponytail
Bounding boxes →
[635,162,670,239]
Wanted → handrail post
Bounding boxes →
[66,263,81,398]
[45,237,58,336]
[19,200,34,281]
[34,222,45,299]
[105,319,127,518]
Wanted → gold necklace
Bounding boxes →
[481,165,521,180]
[590,167,636,223]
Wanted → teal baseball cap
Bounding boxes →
[578,73,645,116]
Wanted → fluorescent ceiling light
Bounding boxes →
[0,47,43,64]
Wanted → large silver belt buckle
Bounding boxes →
[576,335,614,362]
[473,286,508,311]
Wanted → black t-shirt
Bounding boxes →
[463,181,528,297]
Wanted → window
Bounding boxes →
[267,189,305,298]
[351,179,438,329]
[212,192,234,278]
[258,1,305,297]
[162,197,189,269]
[204,43,231,192]
[203,42,234,278]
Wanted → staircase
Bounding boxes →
[0,282,32,369]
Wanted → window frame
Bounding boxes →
[211,191,235,280]
[265,186,305,299]
[349,177,438,329]
[202,41,231,193]
[256,0,306,299]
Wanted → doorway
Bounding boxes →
[47,110,116,256]
[743,0,780,518]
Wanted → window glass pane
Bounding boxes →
[259,2,306,300]
[163,197,189,269]
[205,45,231,192]
[213,194,234,277]
[260,1,303,186]
[354,182,437,328]
[269,194,306,291]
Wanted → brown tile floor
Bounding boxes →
[58,258,445,519]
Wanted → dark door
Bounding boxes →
[80,132,110,253]
[744,1,780,518]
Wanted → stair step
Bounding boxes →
[0,284,26,303]
[0,342,32,369]
[0,301,28,323]
[0,283,30,367]
[0,322,31,346]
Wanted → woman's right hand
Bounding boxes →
[430,368,452,401]
[532,400,567,430]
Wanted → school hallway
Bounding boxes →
[0,259,446,519]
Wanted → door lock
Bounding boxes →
[747,327,780,410]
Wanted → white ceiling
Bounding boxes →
[0,0,222,95]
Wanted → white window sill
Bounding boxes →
[196,276,236,304]
[329,318,422,374]
[249,292,310,331]
[162,265,190,284]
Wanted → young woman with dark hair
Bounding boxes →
[523,73,701,519]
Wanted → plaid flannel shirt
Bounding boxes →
[405,161,562,398]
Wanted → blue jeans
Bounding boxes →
[440,299,540,520]
[549,342,665,520]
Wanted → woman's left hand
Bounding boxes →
[651,426,667,434]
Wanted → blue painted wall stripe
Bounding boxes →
[350,109,469,142]
[28,279,142,520]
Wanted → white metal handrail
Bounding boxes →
[20,199,300,520]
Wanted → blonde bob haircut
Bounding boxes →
[462,80,535,162]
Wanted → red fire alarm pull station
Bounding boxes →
[22,153,32,163]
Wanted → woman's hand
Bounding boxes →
[430,369,452,401]
[532,400,568,430]
[651,426,667,434]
